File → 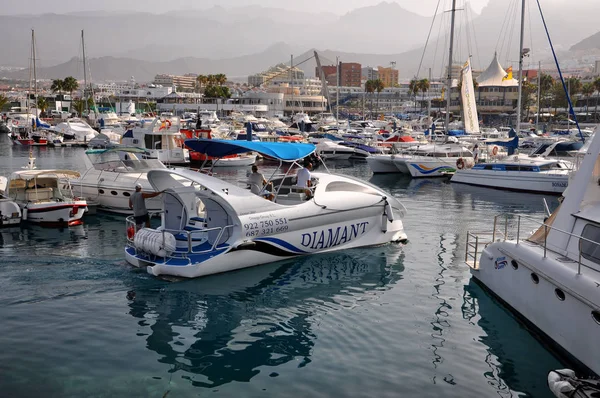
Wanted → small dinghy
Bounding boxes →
[548,369,600,398]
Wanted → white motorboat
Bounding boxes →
[71,147,165,214]
[124,139,408,279]
[121,117,190,165]
[465,125,600,377]
[451,139,574,194]
[0,177,22,227]
[211,154,257,167]
[316,140,369,160]
[367,142,473,177]
[4,158,87,226]
[55,118,98,141]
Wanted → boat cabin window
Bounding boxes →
[580,223,600,265]
[324,181,379,195]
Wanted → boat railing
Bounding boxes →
[126,215,234,257]
[466,213,599,275]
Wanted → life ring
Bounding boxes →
[159,119,172,131]
[13,120,19,126]
[492,146,499,156]
[127,226,136,240]
[456,158,465,170]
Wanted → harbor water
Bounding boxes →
[0,139,565,398]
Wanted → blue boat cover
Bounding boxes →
[184,139,316,161]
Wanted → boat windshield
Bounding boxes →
[87,150,166,172]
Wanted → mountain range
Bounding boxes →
[2,1,600,82]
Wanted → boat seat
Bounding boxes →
[25,188,53,202]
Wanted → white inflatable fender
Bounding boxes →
[134,228,177,258]
[548,369,576,398]
[384,201,394,222]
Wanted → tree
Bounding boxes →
[582,82,595,113]
[206,74,216,86]
[418,78,430,112]
[373,79,385,116]
[365,79,375,118]
[538,73,554,116]
[51,79,64,94]
[520,81,537,121]
[214,73,227,86]
[196,74,208,92]
[204,85,231,99]
[593,77,600,121]
[62,76,79,112]
[0,94,9,111]
[408,78,419,112]
[72,99,86,117]
[36,96,48,117]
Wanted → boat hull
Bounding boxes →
[23,200,87,226]
[405,159,458,177]
[473,241,600,376]
[366,155,400,173]
[126,218,406,279]
[451,169,568,194]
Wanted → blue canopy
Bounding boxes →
[184,139,316,161]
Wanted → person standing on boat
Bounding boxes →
[473,145,479,163]
[129,183,164,228]
[297,161,313,199]
[248,165,274,201]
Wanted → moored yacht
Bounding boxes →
[55,118,98,141]
[124,139,408,279]
[121,117,190,165]
[3,157,87,226]
[71,147,165,214]
[465,125,600,376]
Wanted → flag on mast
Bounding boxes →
[503,66,513,81]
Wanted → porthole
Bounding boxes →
[98,189,105,194]
[531,273,539,284]
[555,288,566,301]
[111,191,118,196]
[123,192,131,197]
[511,260,518,270]
[592,310,600,325]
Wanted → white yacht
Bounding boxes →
[451,140,574,194]
[465,126,600,377]
[55,118,98,141]
[124,139,408,279]
[121,117,190,165]
[71,147,165,214]
[314,140,369,160]
[367,142,473,177]
[3,157,87,226]
[0,178,22,227]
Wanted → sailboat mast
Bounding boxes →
[290,54,294,118]
[445,0,457,132]
[27,30,33,124]
[82,30,89,114]
[32,29,38,131]
[535,61,541,131]
[516,0,526,135]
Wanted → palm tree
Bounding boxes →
[62,76,79,112]
[593,77,600,121]
[418,78,430,112]
[36,96,48,117]
[0,94,9,111]
[536,74,553,118]
[408,78,419,112]
[206,74,217,86]
[582,82,594,113]
[374,79,385,117]
[214,73,227,86]
[72,99,86,117]
[196,74,208,92]
[51,79,64,95]
[365,79,375,118]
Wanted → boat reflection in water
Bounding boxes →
[125,246,404,389]
[462,280,563,397]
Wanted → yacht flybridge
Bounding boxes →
[125,140,408,278]
[465,125,600,376]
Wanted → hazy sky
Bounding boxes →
[4,0,493,16]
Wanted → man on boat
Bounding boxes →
[473,144,479,163]
[129,183,164,228]
[297,161,313,199]
[248,165,274,201]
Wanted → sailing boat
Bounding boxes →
[10,30,47,146]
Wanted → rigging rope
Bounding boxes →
[416,0,443,79]
[534,0,584,142]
